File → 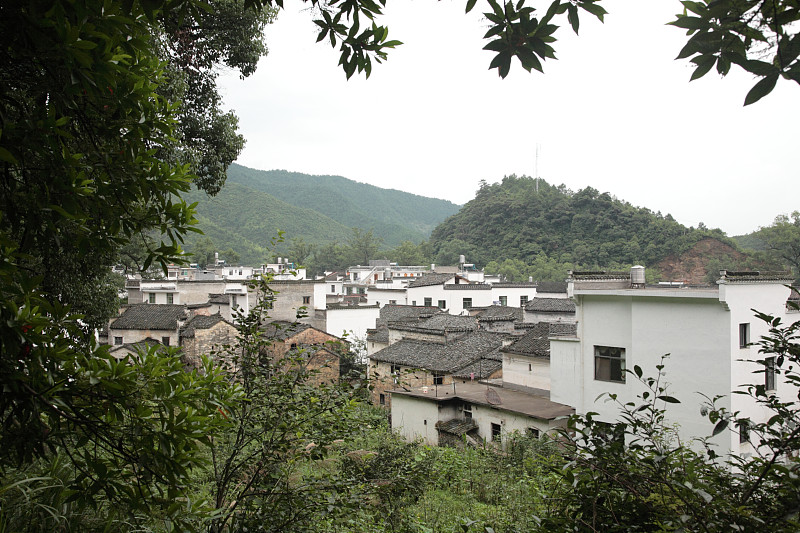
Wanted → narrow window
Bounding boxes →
[379,393,385,405]
[463,298,472,309]
[438,300,446,309]
[526,427,540,439]
[424,297,432,307]
[148,293,156,304]
[331,285,336,293]
[739,419,750,444]
[231,294,237,308]
[766,356,776,391]
[463,404,473,420]
[114,336,123,346]
[499,296,507,306]
[166,293,174,304]
[162,336,170,346]
[739,323,750,348]
[433,373,444,385]
[520,295,529,306]
[302,296,311,304]
[491,423,502,442]
[595,346,626,383]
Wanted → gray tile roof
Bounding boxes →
[390,313,478,335]
[475,305,524,322]
[719,270,795,283]
[569,271,630,281]
[260,320,313,341]
[492,282,538,288]
[437,418,478,436]
[408,273,455,288]
[110,304,187,331]
[180,314,230,338]
[371,330,506,375]
[392,381,574,420]
[534,281,568,293]
[502,322,577,358]
[208,293,229,305]
[524,297,576,313]
[443,284,491,291]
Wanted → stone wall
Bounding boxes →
[181,321,239,369]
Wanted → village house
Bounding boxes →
[549,267,796,458]
[260,321,347,386]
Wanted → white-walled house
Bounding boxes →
[550,269,795,458]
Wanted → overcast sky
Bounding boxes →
[218,0,799,237]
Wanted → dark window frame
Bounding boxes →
[594,345,626,383]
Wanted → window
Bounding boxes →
[463,404,473,420]
[358,288,366,295]
[424,297,432,307]
[411,300,416,306]
[527,427,540,439]
[463,298,472,309]
[331,285,336,293]
[433,373,443,385]
[148,292,156,304]
[390,364,401,374]
[438,300,446,309]
[231,294,237,308]
[166,293,174,304]
[114,336,123,346]
[389,300,397,304]
[499,295,507,306]
[595,346,626,383]
[739,419,750,443]
[491,423,502,442]
[290,343,298,350]
[379,393,385,405]
[520,295,529,306]
[302,296,311,304]
[766,356,776,391]
[162,336,170,346]
[739,323,750,348]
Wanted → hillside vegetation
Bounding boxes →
[226,164,461,245]
[429,175,739,271]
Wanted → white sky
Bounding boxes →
[218,0,799,237]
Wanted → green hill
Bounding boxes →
[429,175,738,269]
[183,183,354,264]
[225,164,461,245]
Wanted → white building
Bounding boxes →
[550,268,795,458]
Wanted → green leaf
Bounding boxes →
[466,0,478,13]
[712,418,728,436]
[744,74,779,106]
[690,54,715,80]
[669,16,707,30]
[0,147,17,165]
[580,2,607,21]
[657,395,681,404]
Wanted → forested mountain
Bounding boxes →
[429,175,738,271]
[183,183,355,264]
[182,165,462,265]
[226,164,461,243]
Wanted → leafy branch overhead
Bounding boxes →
[669,0,800,104]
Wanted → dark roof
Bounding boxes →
[443,284,491,290]
[261,320,314,340]
[408,273,455,288]
[570,271,630,281]
[180,314,231,338]
[719,270,795,283]
[392,381,574,421]
[525,297,576,313]
[110,304,187,330]
[535,281,568,293]
[377,305,440,326]
[492,282,537,288]
[371,330,507,374]
[390,313,478,335]
[436,418,478,436]
[474,305,523,322]
[452,354,503,379]
[208,293,229,305]
[501,322,578,358]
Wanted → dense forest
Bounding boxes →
[429,175,736,269]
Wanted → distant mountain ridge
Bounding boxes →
[225,164,461,240]
[182,164,461,264]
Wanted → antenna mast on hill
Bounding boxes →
[534,143,541,192]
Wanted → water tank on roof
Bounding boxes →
[459,255,466,264]
[631,265,646,286]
